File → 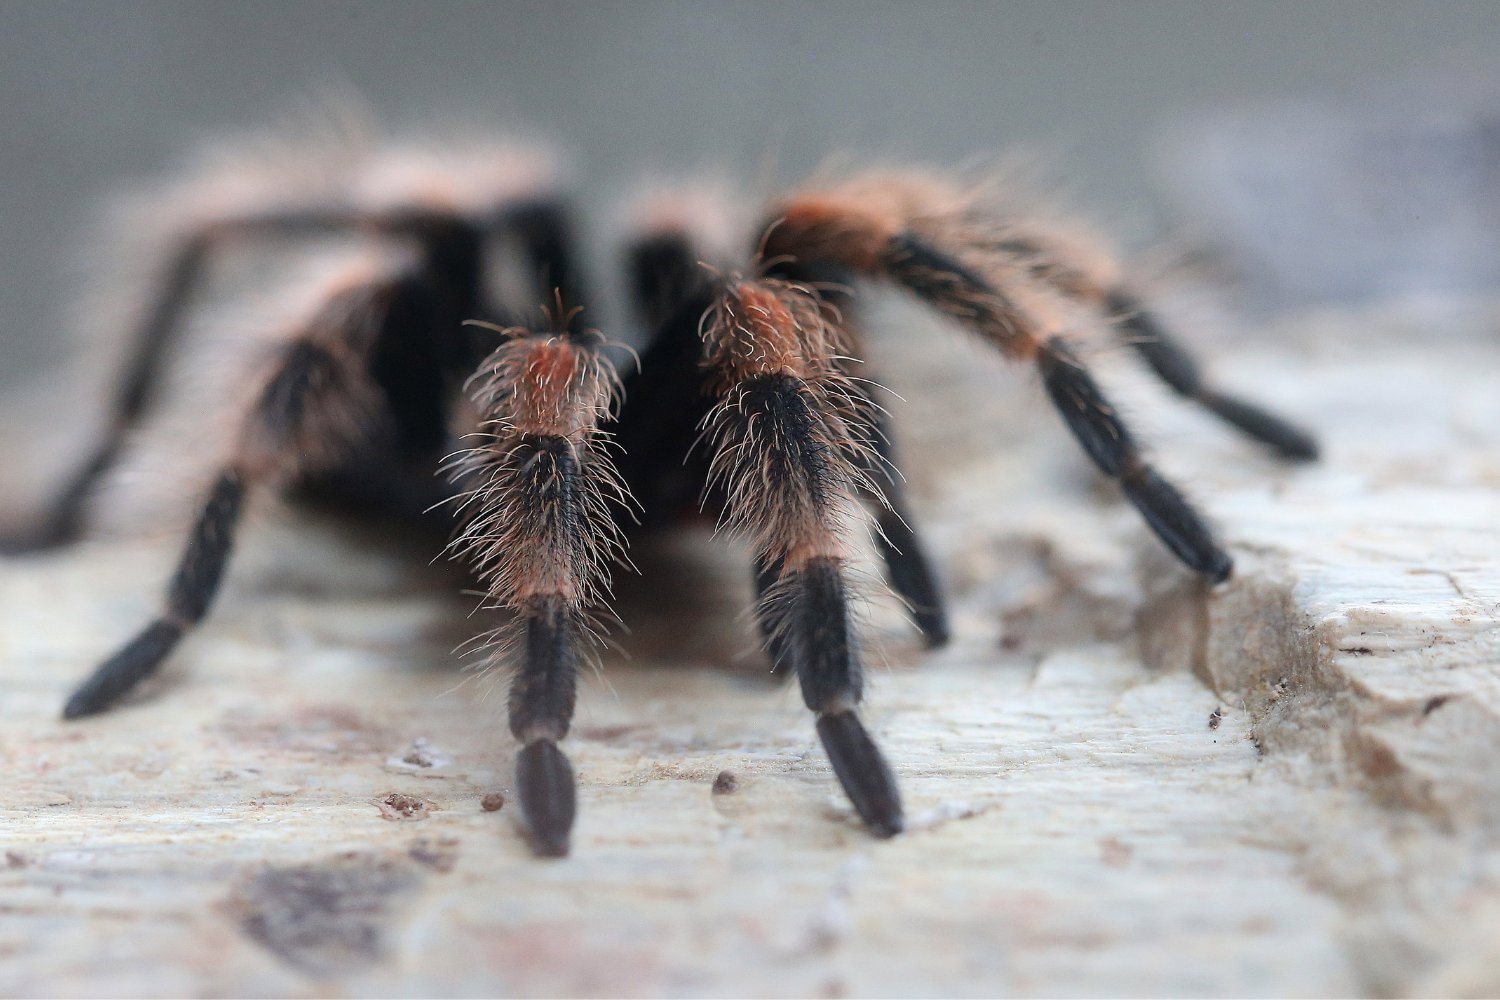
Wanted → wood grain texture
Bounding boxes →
[2,297,1498,996]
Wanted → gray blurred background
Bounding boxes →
[3,0,1500,389]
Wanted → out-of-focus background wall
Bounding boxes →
[3,0,1499,388]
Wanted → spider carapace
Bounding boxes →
[3,146,1317,856]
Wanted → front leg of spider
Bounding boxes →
[700,278,903,837]
[63,265,443,718]
[447,320,627,857]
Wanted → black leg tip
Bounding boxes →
[61,620,183,720]
[915,611,951,650]
[516,740,577,858]
[816,710,904,839]
[1200,392,1320,463]
[61,690,104,720]
[1122,467,1234,584]
[1279,435,1320,463]
[0,520,74,557]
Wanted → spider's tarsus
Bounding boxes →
[516,739,577,857]
[1121,467,1234,583]
[62,620,184,719]
[817,711,904,838]
[1197,392,1320,462]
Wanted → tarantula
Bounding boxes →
[3,140,1316,856]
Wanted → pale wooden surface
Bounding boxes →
[3,297,1499,997]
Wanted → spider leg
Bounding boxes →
[984,234,1317,461]
[751,393,951,661]
[860,410,951,647]
[1103,290,1318,460]
[613,226,723,527]
[62,263,442,718]
[63,470,243,718]
[888,235,1233,581]
[701,276,902,837]
[1,211,360,553]
[2,230,212,554]
[747,554,793,676]
[446,323,626,858]
[764,203,1235,583]
[10,197,571,553]
[759,255,952,653]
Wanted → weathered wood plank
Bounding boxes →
[2,298,1497,996]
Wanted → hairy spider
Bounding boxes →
[3,139,1317,856]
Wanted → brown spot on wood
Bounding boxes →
[480,792,507,812]
[373,793,436,821]
[1422,695,1451,717]
[1208,707,1223,731]
[577,724,642,742]
[5,850,29,869]
[712,771,739,795]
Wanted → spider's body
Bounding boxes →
[4,138,1317,856]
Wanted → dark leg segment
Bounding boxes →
[61,267,418,719]
[860,411,949,647]
[1106,291,1318,461]
[63,470,245,718]
[872,509,949,647]
[1036,337,1232,582]
[613,232,720,527]
[62,622,184,720]
[510,595,583,857]
[770,558,902,838]
[4,234,212,552]
[776,559,863,712]
[817,711,902,838]
[874,231,1233,583]
[0,444,116,555]
[752,556,791,674]
[515,741,576,857]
